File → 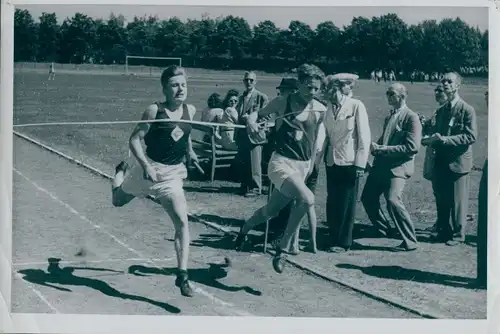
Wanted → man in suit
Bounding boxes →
[361,83,421,251]
[235,71,270,197]
[322,73,371,253]
[423,72,477,246]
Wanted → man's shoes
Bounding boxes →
[393,241,417,252]
[234,232,249,251]
[244,188,261,197]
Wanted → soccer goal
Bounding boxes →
[124,56,182,76]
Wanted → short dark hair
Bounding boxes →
[207,93,223,109]
[223,89,240,108]
[296,64,325,83]
[160,65,186,87]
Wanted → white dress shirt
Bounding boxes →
[382,105,406,145]
[324,96,371,168]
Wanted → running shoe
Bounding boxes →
[175,275,194,297]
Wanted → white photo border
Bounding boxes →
[1,0,497,333]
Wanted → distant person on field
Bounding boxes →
[361,83,421,252]
[422,72,477,246]
[234,71,270,197]
[48,62,55,80]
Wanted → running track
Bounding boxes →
[11,136,417,318]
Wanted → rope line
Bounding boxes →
[13,119,247,129]
[12,110,326,129]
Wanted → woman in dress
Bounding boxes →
[111,65,198,297]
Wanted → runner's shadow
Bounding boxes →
[128,262,262,296]
[336,263,476,289]
[17,258,181,314]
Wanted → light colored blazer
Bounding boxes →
[323,97,371,169]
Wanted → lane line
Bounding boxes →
[13,167,253,317]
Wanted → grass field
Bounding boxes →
[12,68,488,318]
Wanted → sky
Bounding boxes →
[18,5,489,31]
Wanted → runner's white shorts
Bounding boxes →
[267,152,312,191]
[120,158,187,199]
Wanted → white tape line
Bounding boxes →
[13,118,246,129]
[13,167,253,317]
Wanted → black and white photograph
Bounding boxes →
[0,0,497,332]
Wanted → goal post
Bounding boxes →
[125,56,182,76]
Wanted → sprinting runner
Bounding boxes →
[111,65,198,297]
[48,62,55,80]
[233,64,327,274]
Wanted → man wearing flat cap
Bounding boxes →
[361,82,421,252]
[321,73,371,253]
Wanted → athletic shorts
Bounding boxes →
[267,152,312,191]
[120,158,187,199]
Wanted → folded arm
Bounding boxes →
[439,107,477,147]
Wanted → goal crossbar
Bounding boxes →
[125,56,182,75]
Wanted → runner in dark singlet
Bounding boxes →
[233,64,327,274]
[110,65,198,297]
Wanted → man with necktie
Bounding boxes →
[423,72,477,246]
[234,71,270,197]
[322,73,371,253]
[361,83,421,251]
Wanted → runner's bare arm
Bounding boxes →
[129,104,158,168]
[246,96,285,126]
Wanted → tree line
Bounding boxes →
[14,8,488,77]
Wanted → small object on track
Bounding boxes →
[224,257,232,268]
[75,247,87,257]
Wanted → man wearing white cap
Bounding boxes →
[322,73,371,253]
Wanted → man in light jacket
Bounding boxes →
[322,73,371,252]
